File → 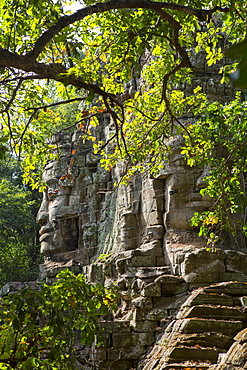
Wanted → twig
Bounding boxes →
[17,109,39,160]
[24,98,84,111]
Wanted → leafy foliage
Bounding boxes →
[181,92,247,244]
[0,269,117,370]
[0,158,41,286]
[227,39,247,88]
[0,0,246,244]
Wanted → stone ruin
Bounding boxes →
[34,106,247,369]
[3,50,247,369]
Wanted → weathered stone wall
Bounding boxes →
[37,118,168,280]
[77,246,247,370]
[33,47,247,369]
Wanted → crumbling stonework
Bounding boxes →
[34,120,247,369]
[37,122,168,280]
[34,128,247,370]
[32,49,247,368]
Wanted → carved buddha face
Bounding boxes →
[36,160,79,256]
[164,170,212,231]
[161,137,213,232]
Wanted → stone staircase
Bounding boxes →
[85,241,184,369]
[139,282,247,370]
[83,243,247,370]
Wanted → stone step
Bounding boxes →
[166,346,220,363]
[203,281,247,296]
[183,291,234,307]
[135,266,171,279]
[172,332,233,350]
[179,318,242,337]
[177,305,245,320]
[122,240,163,258]
[164,363,211,369]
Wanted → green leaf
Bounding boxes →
[12,317,20,331]
[86,90,95,104]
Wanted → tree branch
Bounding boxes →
[0,0,230,106]
[25,0,230,62]
[24,98,84,111]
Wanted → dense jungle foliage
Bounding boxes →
[0,158,41,286]
[0,0,246,368]
[0,269,116,369]
[0,0,246,245]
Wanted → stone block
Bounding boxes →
[130,320,158,332]
[156,256,166,266]
[86,263,104,282]
[131,296,153,309]
[112,332,155,348]
[173,332,233,350]
[181,318,242,337]
[225,250,247,276]
[0,281,24,297]
[107,346,146,360]
[183,291,234,307]
[121,227,140,249]
[204,281,247,296]
[168,208,191,229]
[219,272,247,283]
[146,225,164,240]
[155,275,187,296]
[183,259,225,283]
[146,211,163,225]
[141,282,161,297]
[153,293,188,309]
[131,241,163,256]
[39,260,82,278]
[101,321,131,333]
[136,267,172,279]
[161,282,188,297]
[101,333,111,347]
[166,346,219,363]
[181,248,225,276]
[121,212,137,227]
[146,307,168,320]
[89,347,107,361]
[154,275,185,284]
[131,255,157,267]
[177,305,245,320]
[138,240,163,256]
[131,307,149,321]
[115,257,129,274]
[153,179,165,192]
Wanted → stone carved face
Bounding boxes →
[164,170,212,231]
[36,160,79,256]
[160,137,213,234]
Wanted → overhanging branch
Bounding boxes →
[0,0,231,120]
[26,0,230,62]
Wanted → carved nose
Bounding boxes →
[37,211,49,225]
